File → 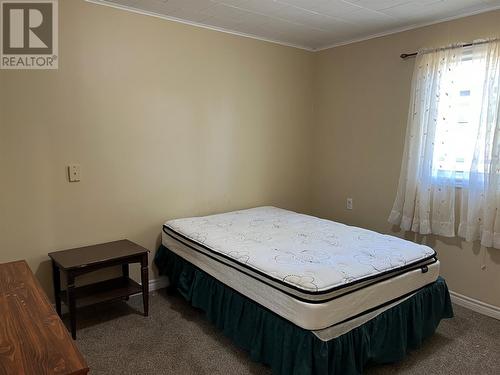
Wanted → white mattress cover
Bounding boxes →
[162,230,440,331]
[165,207,437,299]
[163,226,435,302]
[313,292,416,341]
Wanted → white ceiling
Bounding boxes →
[90,0,500,50]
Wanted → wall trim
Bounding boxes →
[55,279,500,322]
[85,0,313,52]
[315,5,500,52]
[86,0,500,53]
[145,278,500,321]
[149,276,169,292]
[450,290,500,321]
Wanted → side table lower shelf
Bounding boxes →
[59,277,143,307]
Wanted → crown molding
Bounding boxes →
[85,0,315,52]
[315,5,500,51]
[86,1,500,53]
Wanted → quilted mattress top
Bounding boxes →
[165,206,436,293]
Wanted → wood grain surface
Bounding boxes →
[0,261,88,375]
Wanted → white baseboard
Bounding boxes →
[57,277,500,322]
[149,277,169,291]
[450,290,500,320]
[148,279,500,321]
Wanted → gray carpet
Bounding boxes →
[74,290,500,375]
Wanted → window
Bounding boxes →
[389,40,500,247]
[431,48,487,185]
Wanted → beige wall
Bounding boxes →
[0,0,314,295]
[312,10,500,307]
[1,0,499,309]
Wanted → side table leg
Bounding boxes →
[67,273,77,340]
[140,255,149,317]
[51,260,62,317]
[122,263,130,301]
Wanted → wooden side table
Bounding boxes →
[48,240,150,339]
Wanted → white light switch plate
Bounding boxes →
[68,164,81,182]
[346,198,353,210]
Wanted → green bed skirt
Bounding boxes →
[154,245,453,375]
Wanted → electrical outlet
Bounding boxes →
[68,164,81,182]
[346,198,353,210]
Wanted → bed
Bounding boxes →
[155,207,453,374]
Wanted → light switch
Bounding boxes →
[346,198,353,210]
[68,164,81,182]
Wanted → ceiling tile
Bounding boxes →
[214,0,288,14]
[345,0,414,11]
[94,0,500,50]
[382,0,489,21]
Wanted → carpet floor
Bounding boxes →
[74,289,500,375]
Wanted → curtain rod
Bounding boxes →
[400,39,496,59]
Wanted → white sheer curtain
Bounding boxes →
[389,39,500,248]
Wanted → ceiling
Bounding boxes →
[90,0,500,50]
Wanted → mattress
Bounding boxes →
[162,206,439,331]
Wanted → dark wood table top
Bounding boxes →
[0,260,89,375]
[48,240,149,270]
